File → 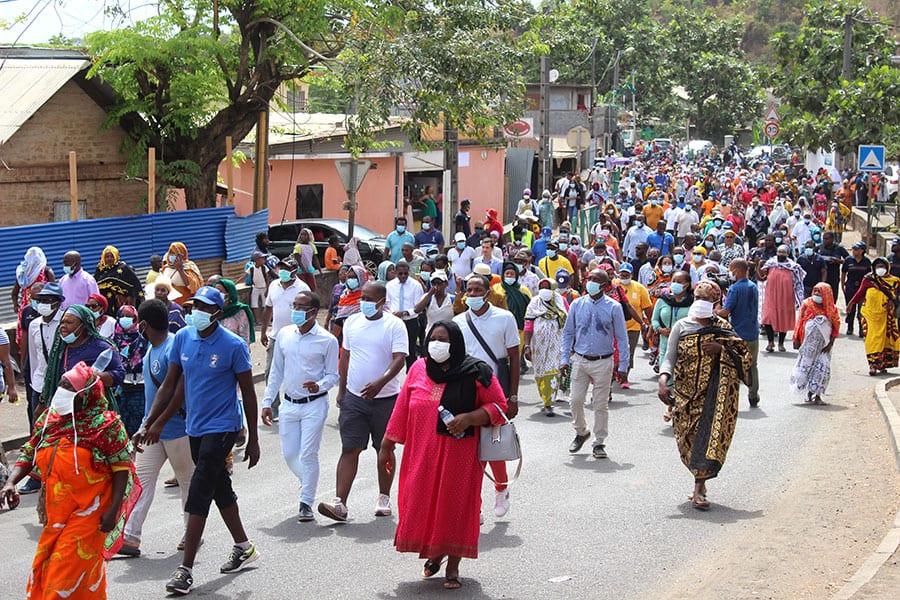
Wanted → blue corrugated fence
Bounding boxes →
[225,209,269,263]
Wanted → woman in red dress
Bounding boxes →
[379,320,507,590]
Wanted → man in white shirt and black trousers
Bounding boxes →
[262,291,339,522]
[386,260,425,370]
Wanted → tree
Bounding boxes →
[771,0,899,156]
[86,1,342,209]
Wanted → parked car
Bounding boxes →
[884,162,899,201]
[681,140,714,159]
[747,144,791,164]
[267,219,387,276]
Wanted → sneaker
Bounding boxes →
[375,494,392,517]
[317,498,348,522]
[592,444,608,459]
[494,490,510,517]
[164,478,179,488]
[117,542,141,557]
[165,566,194,595]
[543,405,556,417]
[619,381,631,390]
[298,503,315,522]
[569,433,591,453]
[220,542,259,573]
[18,477,42,495]
[749,397,760,408]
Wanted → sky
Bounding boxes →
[0,0,157,45]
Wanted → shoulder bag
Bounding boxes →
[465,312,511,396]
[36,443,59,526]
[479,402,522,484]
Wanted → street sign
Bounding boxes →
[764,121,779,139]
[566,126,591,151]
[765,106,780,122]
[858,145,886,172]
[334,159,372,194]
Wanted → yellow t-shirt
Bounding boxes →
[618,280,652,332]
[539,255,574,279]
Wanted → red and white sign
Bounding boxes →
[765,106,780,122]
[764,121,780,139]
[503,118,535,139]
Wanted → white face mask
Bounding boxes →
[428,340,452,363]
[538,288,553,302]
[50,387,77,416]
[36,303,55,316]
[876,267,888,277]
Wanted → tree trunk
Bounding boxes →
[183,166,220,210]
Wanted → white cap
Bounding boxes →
[454,232,466,242]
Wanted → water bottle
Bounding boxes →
[438,405,464,439]
[92,348,114,372]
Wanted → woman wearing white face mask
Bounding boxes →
[0,361,140,599]
[378,321,507,590]
[847,257,900,376]
[524,279,569,416]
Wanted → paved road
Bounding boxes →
[0,327,886,599]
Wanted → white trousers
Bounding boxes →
[279,396,329,506]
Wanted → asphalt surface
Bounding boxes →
[2,327,878,600]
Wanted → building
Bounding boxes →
[0,47,145,226]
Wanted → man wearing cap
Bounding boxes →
[59,251,99,310]
[561,269,629,459]
[245,250,270,324]
[260,257,310,397]
[262,290,339,523]
[414,215,445,255]
[448,232,476,280]
[455,198,472,238]
[138,286,260,594]
[842,242,871,336]
[538,241,574,280]
[616,263,652,388]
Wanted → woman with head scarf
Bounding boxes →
[292,228,320,291]
[377,260,396,283]
[13,246,56,346]
[87,293,117,339]
[93,246,144,315]
[160,242,203,305]
[332,265,368,341]
[146,276,186,333]
[1,361,140,599]
[111,304,148,436]
[213,279,256,345]
[378,321,507,590]
[657,280,752,510]
[848,257,900,375]
[759,244,806,352]
[524,278,568,416]
[39,305,126,416]
[790,282,840,403]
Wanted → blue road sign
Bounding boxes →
[858,145,886,172]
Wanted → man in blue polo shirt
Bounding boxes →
[718,259,760,407]
[136,286,260,595]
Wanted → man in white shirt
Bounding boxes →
[622,216,653,259]
[385,260,425,370]
[262,291,339,522]
[675,203,700,244]
[447,232,475,279]
[453,274,520,518]
[318,281,407,523]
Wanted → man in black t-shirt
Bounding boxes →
[455,198,472,238]
[817,231,849,300]
[842,241,872,336]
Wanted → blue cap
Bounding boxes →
[190,286,225,308]
[618,263,634,274]
[35,282,64,300]
[541,227,552,237]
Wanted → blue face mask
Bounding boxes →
[465,296,486,311]
[61,330,79,344]
[421,272,431,282]
[396,225,406,234]
[360,300,379,318]
[184,313,194,327]
[812,294,823,304]
[119,317,134,329]
[291,309,310,327]
[559,243,569,251]
[586,281,603,296]
[63,266,74,276]
[346,277,360,290]
[278,269,293,282]
[191,310,215,331]
[31,299,39,310]
[503,276,516,286]
[804,248,814,257]
[547,250,557,258]
[775,237,783,244]
[674,254,685,265]
[670,282,685,295]
[457,242,466,250]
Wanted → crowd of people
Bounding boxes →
[0,147,897,596]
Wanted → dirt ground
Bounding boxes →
[653,371,900,599]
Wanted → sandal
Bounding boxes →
[777,345,786,353]
[423,557,445,578]
[765,344,774,353]
[443,577,462,590]
[869,369,878,376]
[813,396,826,405]
[690,493,710,511]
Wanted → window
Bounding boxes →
[295,184,323,219]
[53,200,86,222]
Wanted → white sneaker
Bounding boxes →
[375,493,392,517]
[317,498,348,522]
[494,489,510,517]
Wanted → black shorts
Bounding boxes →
[184,431,239,518]
[338,391,397,451]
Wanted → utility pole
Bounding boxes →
[539,55,550,193]
[347,95,359,238]
[842,13,853,80]
[443,124,459,233]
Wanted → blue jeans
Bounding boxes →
[567,205,578,224]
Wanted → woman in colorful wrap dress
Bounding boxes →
[523,278,568,416]
[848,257,900,375]
[790,282,840,403]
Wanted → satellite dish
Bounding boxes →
[548,69,559,83]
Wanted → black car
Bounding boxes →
[267,219,387,276]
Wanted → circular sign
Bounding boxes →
[566,126,592,151]
[764,121,780,139]
[503,119,532,138]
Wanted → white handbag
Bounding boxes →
[479,403,522,484]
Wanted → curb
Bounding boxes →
[2,369,268,451]
[832,377,900,600]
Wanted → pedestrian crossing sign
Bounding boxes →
[858,145,885,172]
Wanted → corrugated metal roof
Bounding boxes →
[0,58,90,144]
[0,207,235,287]
[225,209,269,262]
